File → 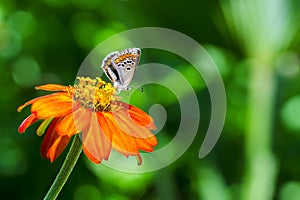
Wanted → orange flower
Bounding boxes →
[17,77,157,164]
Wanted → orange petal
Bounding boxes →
[82,145,101,164]
[31,93,73,118]
[35,84,70,92]
[41,118,71,162]
[81,112,112,164]
[17,92,69,113]
[96,112,113,143]
[73,108,92,134]
[103,112,139,156]
[18,114,39,133]
[56,108,82,137]
[124,103,156,130]
[136,136,157,152]
[113,110,157,152]
[114,109,155,138]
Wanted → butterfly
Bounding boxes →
[101,48,141,93]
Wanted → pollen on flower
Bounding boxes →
[72,77,116,112]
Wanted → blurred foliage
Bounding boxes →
[1,0,300,199]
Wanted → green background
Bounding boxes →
[1,0,300,199]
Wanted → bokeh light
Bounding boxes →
[281,95,300,131]
[11,55,41,87]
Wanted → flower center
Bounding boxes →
[72,77,116,112]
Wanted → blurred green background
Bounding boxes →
[1,0,300,199]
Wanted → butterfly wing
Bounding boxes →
[101,48,141,92]
[101,51,119,83]
[112,48,141,90]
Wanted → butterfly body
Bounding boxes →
[101,48,141,92]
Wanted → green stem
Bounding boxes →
[242,62,278,200]
[44,134,82,200]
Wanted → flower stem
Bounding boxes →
[242,62,278,200]
[44,135,82,200]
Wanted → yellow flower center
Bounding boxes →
[72,77,116,112]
